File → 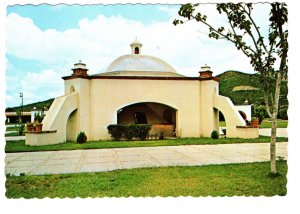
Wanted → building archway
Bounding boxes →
[117,102,177,137]
[134,47,139,54]
[66,109,78,141]
[218,110,227,137]
[238,110,247,121]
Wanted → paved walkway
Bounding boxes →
[5,136,26,141]
[259,128,288,138]
[5,142,288,176]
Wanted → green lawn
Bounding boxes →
[5,132,20,137]
[260,119,288,128]
[5,161,287,198]
[219,119,288,128]
[5,136,288,153]
[5,124,25,137]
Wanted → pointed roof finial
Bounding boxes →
[130,37,142,55]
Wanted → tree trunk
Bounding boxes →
[270,72,282,175]
[270,114,277,174]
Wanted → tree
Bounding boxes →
[174,3,288,175]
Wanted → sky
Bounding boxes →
[3,3,275,107]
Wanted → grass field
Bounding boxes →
[5,132,20,137]
[219,119,288,128]
[5,161,287,198]
[259,119,288,128]
[5,136,288,153]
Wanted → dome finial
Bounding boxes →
[130,37,142,55]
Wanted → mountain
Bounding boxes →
[216,70,288,107]
[5,98,55,112]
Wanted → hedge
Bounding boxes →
[107,124,152,141]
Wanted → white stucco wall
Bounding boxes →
[86,78,203,140]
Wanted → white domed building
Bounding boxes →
[26,39,258,145]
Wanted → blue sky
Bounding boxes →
[7,4,179,30]
[5,3,270,108]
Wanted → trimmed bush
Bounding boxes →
[211,130,219,139]
[77,131,87,144]
[123,125,136,140]
[134,124,152,140]
[107,125,124,141]
[107,124,152,141]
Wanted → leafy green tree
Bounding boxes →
[253,105,268,124]
[174,3,288,175]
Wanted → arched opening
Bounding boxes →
[238,110,247,120]
[117,102,177,137]
[134,47,139,54]
[238,110,251,125]
[66,109,78,141]
[218,110,227,137]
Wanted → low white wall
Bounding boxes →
[25,131,61,146]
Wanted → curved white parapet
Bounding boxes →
[213,95,258,138]
[26,93,78,145]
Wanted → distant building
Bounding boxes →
[5,112,31,123]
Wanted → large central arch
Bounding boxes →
[117,102,177,125]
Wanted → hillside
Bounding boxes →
[216,71,288,107]
[6,98,54,112]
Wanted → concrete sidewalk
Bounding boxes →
[5,142,288,176]
[5,136,26,141]
[259,128,288,137]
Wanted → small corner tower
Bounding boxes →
[130,37,142,55]
[71,60,89,76]
[199,64,213,78]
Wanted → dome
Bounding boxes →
[105,54,177,73]
[95,39,184,77]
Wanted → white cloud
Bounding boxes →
[6,8,262,106]
[6,12,254,75]
[158,5,179,18]
[6,67,64,106]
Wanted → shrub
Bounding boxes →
[107,125,124,141]
[134,124,152,140]
[211,130,219,139]
[123,125,136,140]
[34,112,45,123]
[253,105,268,124]
[77,131,87,144]
[107,124,152,141]
[150,124,175,140]
[278,107,288,120]
[17,123,25,136]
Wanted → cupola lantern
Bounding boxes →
[199,64,213,77]
[130,37,142,55]
[71,60,88,76]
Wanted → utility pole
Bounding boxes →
[19,92,23,123]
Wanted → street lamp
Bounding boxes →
[19,92,23,123]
